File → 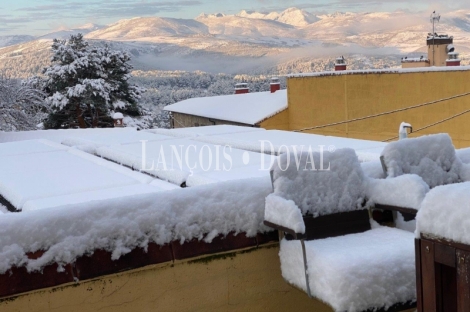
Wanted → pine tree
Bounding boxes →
[43,34,144,129]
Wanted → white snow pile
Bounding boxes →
[271,148,366,217]
[366,174,429,210]
[417,182,470,244]
[264,194,305,234]
[381,134,463,188]
[0,176,272,274]
[0,204,8,214]
[279,226,416,312]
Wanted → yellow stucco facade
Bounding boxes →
[286,69,470,148]
[0,244,335,312]
[259,109,289,130]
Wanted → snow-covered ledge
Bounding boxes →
[0,177,277,298]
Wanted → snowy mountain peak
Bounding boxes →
[235,7,318,27]
[277,7,319,26]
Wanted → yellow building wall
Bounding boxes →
[0,244,334,312]
[259,109,289,130]
[287,70,470,148]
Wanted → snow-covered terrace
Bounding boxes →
[2,126,470,301]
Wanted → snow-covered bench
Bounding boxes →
[264,148,416,312]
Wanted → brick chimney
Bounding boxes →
[270,77,281,93]
[335,56,347,71]
[446,51,461,66]
[235,83,249,94]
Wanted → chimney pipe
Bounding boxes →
[335,56,347,71]
[235,83,249,94]
[270,77,280,93]
[399,122,412,140]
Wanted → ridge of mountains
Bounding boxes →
[1,8,470,77]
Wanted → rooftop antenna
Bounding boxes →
[430,11,440,66]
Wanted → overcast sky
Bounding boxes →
[2,0,469,36]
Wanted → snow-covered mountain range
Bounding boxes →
[1,8,470,77]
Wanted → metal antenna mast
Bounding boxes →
[430,11,440,66]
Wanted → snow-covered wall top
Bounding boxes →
[0,176,272,274]
[288,65,470,78]
[417,182,470,244]
[163,90,287,125]
[271,148,366,216]
[381,134,462,188]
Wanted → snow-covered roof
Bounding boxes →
[113,112,124,119]
[163,90,288,125]
[288,65,470,78]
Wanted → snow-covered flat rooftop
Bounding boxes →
[0,125,425,278]
[163,90,288,125]
[193,129,387,162]
[145,124,265,138]
[0,139,178,211]
[95,138,275,186]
